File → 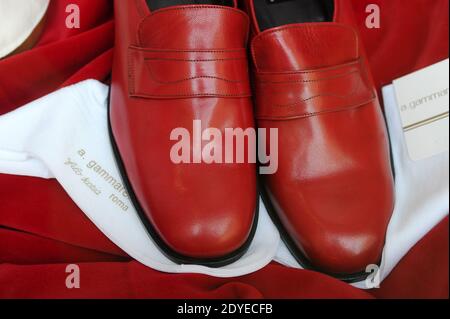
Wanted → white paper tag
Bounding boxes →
[393,59,449,161]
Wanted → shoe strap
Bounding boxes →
[254,59,376,120]
[128,46,252,99]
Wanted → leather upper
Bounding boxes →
[245,0,395,274]
[110,1,257,259]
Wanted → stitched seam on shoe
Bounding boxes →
[257,96,376,121]
[143,69,246,84]
[144,61,246,84]
[128,49,136,95]
[129,49,250,94]
[143,57,246,62]
[132,92,252,98]
[255,59,361,76]
[257,69,359,84]
[130,47,246,53]
[271,80,362,108]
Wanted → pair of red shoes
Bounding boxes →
[109,0,394,281]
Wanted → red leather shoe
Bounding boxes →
[243,0,395,281]
[109,0,258,266]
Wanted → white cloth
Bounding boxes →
[0,80,280,278]
[274,84,449,288]
[0,0,50,58]
[0,80,447,286]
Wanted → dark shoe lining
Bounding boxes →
[253,0,335,31]
[146,0,234,11]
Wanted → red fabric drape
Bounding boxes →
[0,0,448,299]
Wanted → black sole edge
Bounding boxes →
[107,88,259,268]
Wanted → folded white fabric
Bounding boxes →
[0,0,50,58]
[0,80,447,286]
[275,85,449,288]
[0,80,280,278]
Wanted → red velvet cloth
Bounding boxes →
[0,0,448,299]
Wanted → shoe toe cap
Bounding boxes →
[137,172,257,260]
[271,178,393,274]
[299,228,385,275]
[160,208,255,259]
